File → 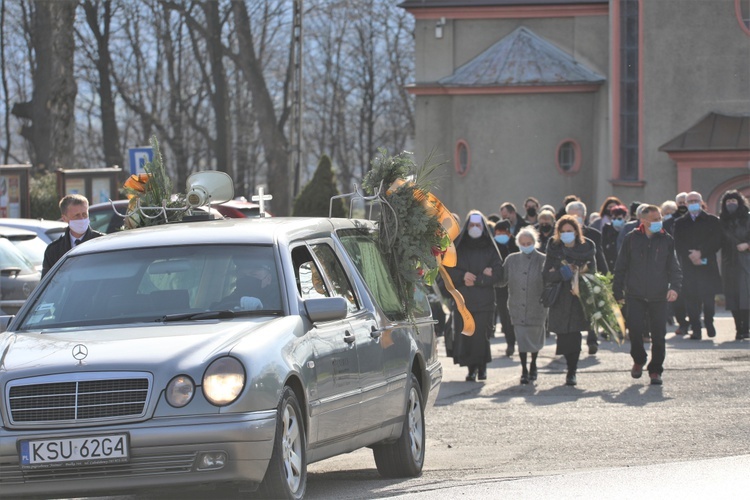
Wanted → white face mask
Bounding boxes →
[468,226,483,239]
[68,218,90,234]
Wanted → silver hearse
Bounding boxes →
[0,217,442,499]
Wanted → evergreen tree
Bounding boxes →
[292,155,346,217]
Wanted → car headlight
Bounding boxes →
[203,357,245,406]
[166,375,195,408]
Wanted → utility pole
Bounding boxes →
[290,0,303,198]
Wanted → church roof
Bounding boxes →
[659,113,750,152]
[437,26,605,87]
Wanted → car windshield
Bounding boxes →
[0,238,36,273]
[16,244,283,331]
[8,236,47,267]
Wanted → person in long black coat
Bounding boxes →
[673,191,723,339]
[447,211,504,381]
[601,204,629,272]
[543,215,597,386]
[42,194,104,277]
[492,219,519,356]
[719,191,750,340]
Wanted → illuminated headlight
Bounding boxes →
[166,375,195,408]
[203,357,245,406]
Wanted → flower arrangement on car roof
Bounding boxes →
[122,136,187,229]
[361,149,455,318]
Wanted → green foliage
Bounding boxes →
[29,173,60,220]
[292,154,345,217]
[362,149,448,318]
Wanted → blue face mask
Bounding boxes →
[612,218,625,229]
[649,221,663,233]
[494,234,510,245]
[688,202,701,214]
[662,214,672,221]
[519,244,535,254]
[560,231,576,244]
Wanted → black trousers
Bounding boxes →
[671,293,689,329]
[684,286,716,333]
[626,298,667,375]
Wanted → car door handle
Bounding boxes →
[370,326,381,339]
[343,330,355,344]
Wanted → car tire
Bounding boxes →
[373,373,425,478]
[258,387,307,500]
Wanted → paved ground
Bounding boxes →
[306,310,750,498]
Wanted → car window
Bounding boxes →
[292,246,329,300]
[9,236,47,267]
[310,244,359,314]
[0,238,36,273]
[338,230,403,319]
[89,207,116,233]
[16,244,280,330]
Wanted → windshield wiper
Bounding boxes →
[159,310,283,322]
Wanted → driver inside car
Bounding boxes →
[215,259,280,311]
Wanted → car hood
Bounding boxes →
[0,317,290,376]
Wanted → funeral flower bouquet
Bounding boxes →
[122,136,187,229]
[575,272,625,344]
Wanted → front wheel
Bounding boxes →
[258,387,306,499]
[373,373,425,478]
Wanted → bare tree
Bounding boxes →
[11,0,78,172]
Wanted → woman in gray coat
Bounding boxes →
[500,226,548,384]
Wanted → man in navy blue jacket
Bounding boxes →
[614,205,682,385]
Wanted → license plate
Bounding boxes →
[19,434,129,468]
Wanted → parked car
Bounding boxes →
[0,238,40,315]
[0,218,67,244]
[0,216,441,499]
[89,200,225,233]
[0,226,49,271]
[212,197,272,218]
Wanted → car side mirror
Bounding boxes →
[0,315,15,333]
[304,297,347,323]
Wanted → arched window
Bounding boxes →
[454,139,470,176]
[555,139,581,175]
[736,0,750,36]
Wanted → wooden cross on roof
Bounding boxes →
[252,187,273,218]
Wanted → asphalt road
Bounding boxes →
[62,311,750,499]
[304,311,750,499]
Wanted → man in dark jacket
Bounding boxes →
[673,191,722,339]
[614,205,682,385]
[42,194,104,277]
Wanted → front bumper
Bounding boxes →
[0,410,277,498]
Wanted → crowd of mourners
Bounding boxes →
[439,190,750,387]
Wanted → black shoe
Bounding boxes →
[521,373,529,385]
[465,373,476,382]
[506,346,514,357]
[649,373,663,385]
[706,324,716,338]
[588,344,598,355]
[529,366,538,381]
[565,374,577,386]
[689,331,701,340]
[478,370,487,381]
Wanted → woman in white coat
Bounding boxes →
[500,226,548,384]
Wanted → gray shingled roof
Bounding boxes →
[438,26,605,87]
[659,113,750,152]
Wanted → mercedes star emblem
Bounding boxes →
[72,344,88,361]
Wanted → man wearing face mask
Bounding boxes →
[524,197,541,225]
[673,191,722,340]
[448,211,504,381]
[613,205,682,385]
[493,219,519,356]
[42,194,103,277]
[535,209,556,254]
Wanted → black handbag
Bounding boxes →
[540,282,562,307]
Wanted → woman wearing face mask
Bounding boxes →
[447,211,504,381]
[590,196,624,232]
[542,215,597,386]
[500,227,547,384]
[601,204,628,272]
[536,210,556,254]
[42,194,104,277]
[719,191,750,340]
[493,219,519,356]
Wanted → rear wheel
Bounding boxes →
[258,387,306,499]
[373,374,425,478]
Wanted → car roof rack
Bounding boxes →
[330,181,398,243]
